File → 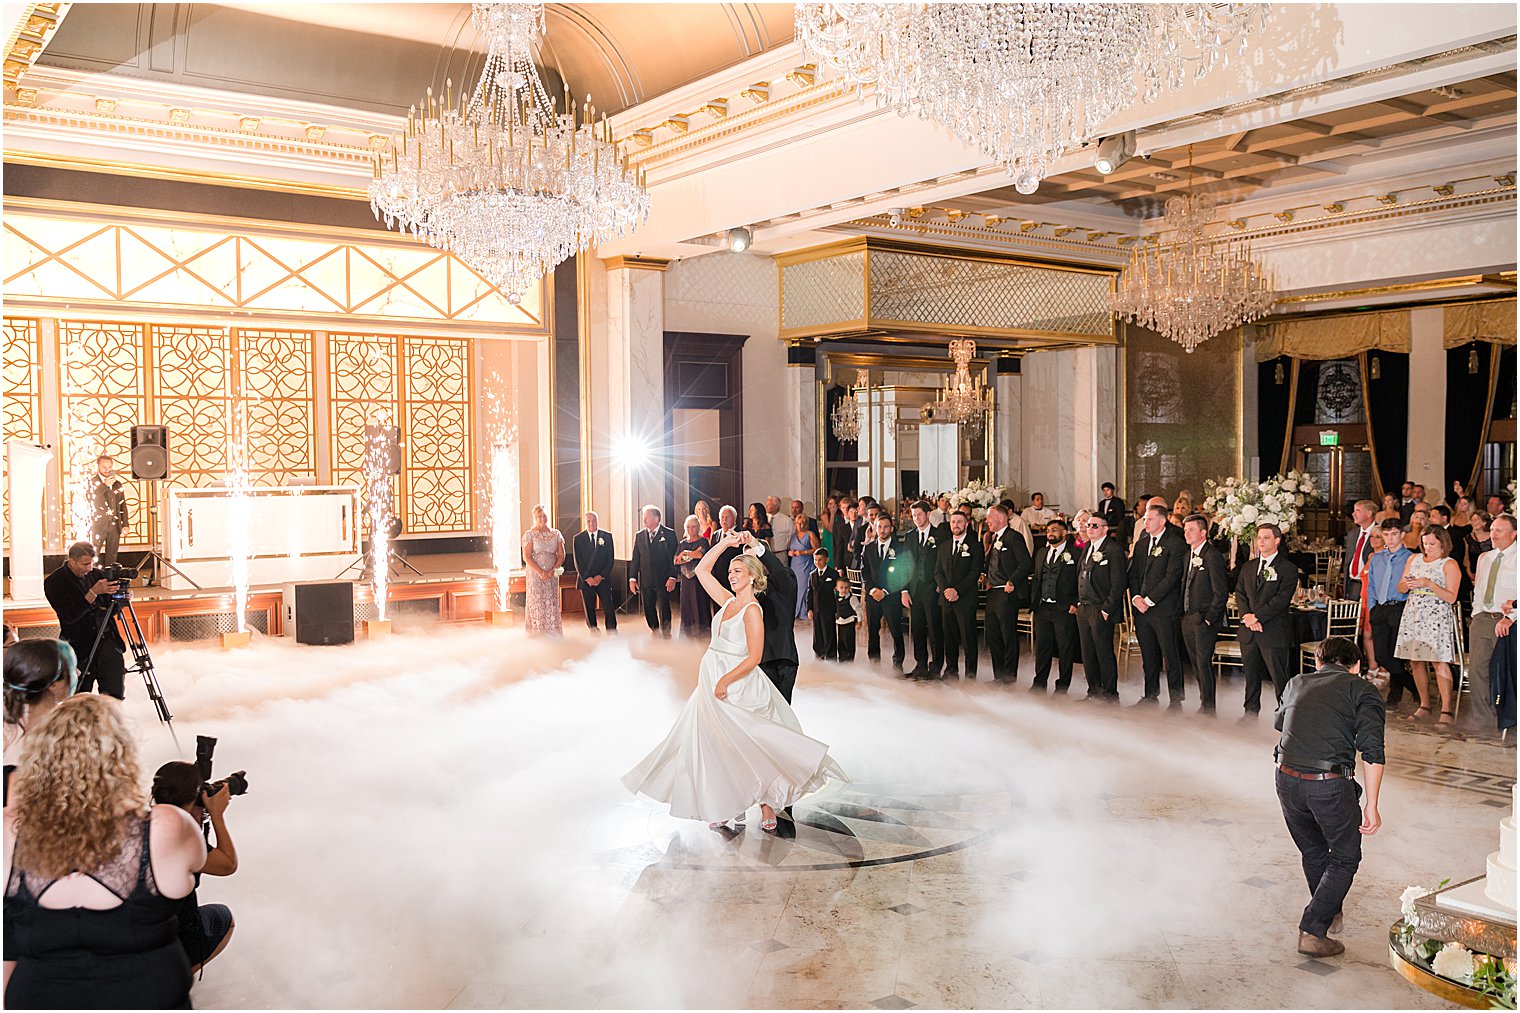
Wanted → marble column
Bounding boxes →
[599,258,667,552]
[994,359,1022,493]
[795,364,818,511]
[1406,307,1446,492]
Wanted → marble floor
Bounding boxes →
[112,621,1511,1010]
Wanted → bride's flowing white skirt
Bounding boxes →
[623,642,847,822]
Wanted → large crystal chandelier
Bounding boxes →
[369,2,650,303]
[831,368,868,442]
[932,340,993,435]
[796,4,1265,193]
[1111,147,1279,352]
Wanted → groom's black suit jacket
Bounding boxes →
[753,544,799,666]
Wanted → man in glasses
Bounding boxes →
[1075,515,1127,701]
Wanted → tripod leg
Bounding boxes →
[150,552,203,590]
[120,600,174,727]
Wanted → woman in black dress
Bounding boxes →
[5,695,206,1009]
[742,502,773,542]
[675,514,712,637]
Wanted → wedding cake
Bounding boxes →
[1487,783,1518,910]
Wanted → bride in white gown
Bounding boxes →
[623,531,847,831]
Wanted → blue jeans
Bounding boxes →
[1275,769,1363,937]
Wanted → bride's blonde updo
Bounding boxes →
[732,554,768,592]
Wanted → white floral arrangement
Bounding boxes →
[950,480,1007,523]
[1394,880,1516,1006]
[1201,470,1324,544]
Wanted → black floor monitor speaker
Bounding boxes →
[282,580,356,645]
[130,425,170,480]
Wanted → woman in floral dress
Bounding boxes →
[1394,526,1461,725]
[521,504,565,636]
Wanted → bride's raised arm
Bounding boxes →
[696,531,739,605]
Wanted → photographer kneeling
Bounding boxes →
[151,763,239,972]
[42,541,127,699]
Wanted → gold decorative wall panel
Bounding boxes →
[2,317,43,546]
[327,332,399,531]
[58,319,148,543]
[776,238,1116,346]
[401,337,473,534]
[1125,323,1242,500]
[3,202,546,332]
[151,324,232,490]
[236,329,317,486]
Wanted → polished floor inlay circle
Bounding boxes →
[597,782,1018,872]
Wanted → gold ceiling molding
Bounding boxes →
[4,150,369,201]
[3,2,68,89]
[601,255,670,272]
[1275,275,1508,305]
[1257,311,1411,362]
[630,76,855,166]
[1443,299,1517,348]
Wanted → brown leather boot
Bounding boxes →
[1298,930,1346,957]
[1329,913,1344,935]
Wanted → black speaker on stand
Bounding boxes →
[128,425,200,589]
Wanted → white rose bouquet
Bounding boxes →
[1202,471,1320,545]
[950,479,1007,523]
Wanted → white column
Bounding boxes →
[1407,307,1446,492]
[1091,346,1120,510]
[995,364,1022,493]
[600,260,666,551]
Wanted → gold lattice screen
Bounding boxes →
[2,318,43,546]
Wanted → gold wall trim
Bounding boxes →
[774,235,1120,276]
[1276,274,1512,305]
[3,3,68,88]
[4,150,369,201]
[601,255,670,272]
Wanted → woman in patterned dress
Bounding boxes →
[1394,526,1461,725]
[521,504,565,636]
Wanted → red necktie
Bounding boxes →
[1351,529,1368,580]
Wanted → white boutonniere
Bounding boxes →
[1190,555,1203,568]
[887,548,896,559]
[1062,551,1073,564]
[926,537,937,548]
[1098,558,1109,566]
[595,534,603,546]
[1150,545,1163,558]
[959,545,970,557]
[1262,565,1278,582]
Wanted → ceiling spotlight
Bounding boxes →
[1013,172,1041,195]
[1094,131,1136,175]
[726,226,752,252]
[887,207,906,226]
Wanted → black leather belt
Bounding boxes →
[1278,764,1346,780]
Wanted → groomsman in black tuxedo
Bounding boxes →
[572,510,617,631]
[1031,516,1080,692]
[1097,482,1127,532]
[1075,514,1127,700]
[861,514,909,670]
[984,503,1033,683]
[904,500,947,679]
[831,499,856,570]
[936,510,985,680]
[1128,503,1189,707]
[629,505,677,638]
[1236,523,1301,717]
[1179,513,1229,713]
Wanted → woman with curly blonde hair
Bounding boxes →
[1172,490,1195,527]
[4,694,204,1008]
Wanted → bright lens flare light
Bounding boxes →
[614,435,653,469]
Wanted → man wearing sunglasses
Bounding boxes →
[1075,515,1127,701]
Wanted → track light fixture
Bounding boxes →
[1094,131,1136,175]
[726,226,753,253]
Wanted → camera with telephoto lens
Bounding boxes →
[98,562,139,601]
[194,735,249,800]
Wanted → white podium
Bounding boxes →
[162,485,360,590]
[5,440,53,601]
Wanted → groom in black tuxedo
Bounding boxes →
[572,510,617,631]
[736,530,801,703]
[1236,523,1300,717]
[629,505,677,638]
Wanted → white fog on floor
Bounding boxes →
[114,624,1490,1009]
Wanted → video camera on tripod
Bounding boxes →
[97,562,139,600]
[83,561,174,735]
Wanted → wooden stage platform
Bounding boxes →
[2,553,592,643]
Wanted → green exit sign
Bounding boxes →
[1319,431,1340,446]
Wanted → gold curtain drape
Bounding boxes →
[1442,299,1517,348]
[1255,311,1411,362]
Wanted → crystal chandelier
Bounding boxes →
[831,368,868,442]
[795,4,1265,193]
[1111,147,1279,352]
[369,2,650,303]
[932,340,993,435]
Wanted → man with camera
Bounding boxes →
[42,541,128,698]
[151,759,242,972]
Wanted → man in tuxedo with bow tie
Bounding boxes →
[936,509,985,680]
[629,504,677,638]
[1128,503,1188,708]
[985,503,1033,683]
[1341,500,1378,603]
[1179,513,1229,713]
[1075,514,1128,700]
[861,514,909,670]
[573,510,617,631]
[1030,515,1079,692]
[1236,523,1301,717]
[905,500,947,679]
[1097,482,1127,533]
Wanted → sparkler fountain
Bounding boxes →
[484,379,519,625]
[363,412,396,635]
[222,391,254,648]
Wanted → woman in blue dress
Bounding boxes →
[787,505,820,620]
